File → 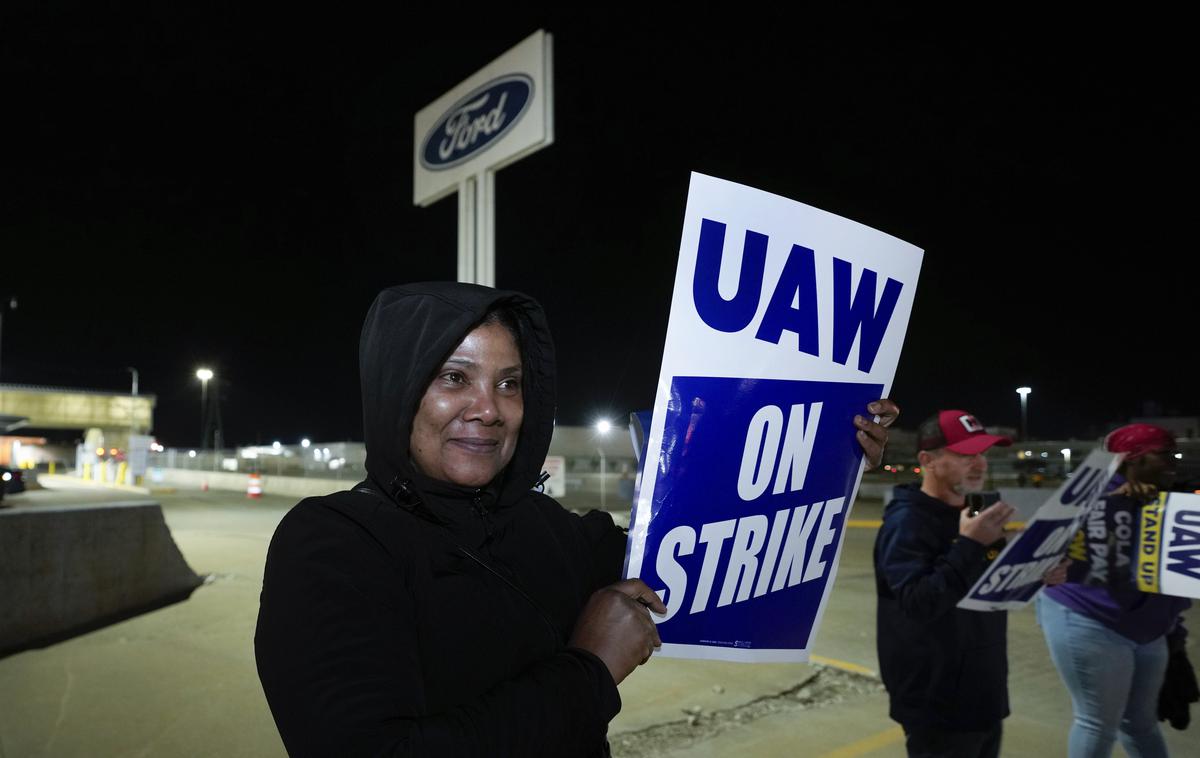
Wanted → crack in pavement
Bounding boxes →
[43,659,75,757]
[610,666,885,757]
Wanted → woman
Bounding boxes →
[255,282,896,756]
[1037,423,1191,757]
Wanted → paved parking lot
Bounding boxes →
[1,485,1197,756]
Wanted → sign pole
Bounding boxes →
[457,178,476,283]
[476,170,495,287]
[414,30,553,287]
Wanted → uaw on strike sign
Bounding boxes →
[958,449,1123,611]
[1137,492,1200,600]
[623,173,923,662]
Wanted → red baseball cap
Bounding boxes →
[917,410,1013,455]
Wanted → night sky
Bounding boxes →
[2,7,1194,447]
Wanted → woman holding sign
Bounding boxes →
[255,282,897,757]
[1038,423,1191,758]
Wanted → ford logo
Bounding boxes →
[420,74,534,170]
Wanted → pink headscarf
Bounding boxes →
[1104,423,1175,460]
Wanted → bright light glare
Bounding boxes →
[595,419,612,435]
[301,438,311,448]
[196,368,214,381]
[1175,453,1183,460]
[188,450,197,458]
[272,441,281,450]
[1016,386,1032,397]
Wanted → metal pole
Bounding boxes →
[0,296,16,384]
[1016,387,1031,441]
[598,448,607,509]
[458,177,477,283]
[127,367,138,446]
[476,170,495,287]
[1020,395,1028,441]
[200,378,209,449]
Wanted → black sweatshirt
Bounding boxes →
[255,283,627,756]
[873,483,1009,731]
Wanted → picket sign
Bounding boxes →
[1137,492,1200,599]
[957,449,1123,611]
[624,173,923,662]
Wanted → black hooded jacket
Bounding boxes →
[873,483,1009,731]
[255,283,628,757]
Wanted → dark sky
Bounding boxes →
[2,7,1194,447]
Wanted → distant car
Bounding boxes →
[1,466,24,503]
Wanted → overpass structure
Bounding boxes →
[0,383,155,455]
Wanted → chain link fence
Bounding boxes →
[149,442,367,481]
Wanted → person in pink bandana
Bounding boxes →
[1038,423,1190,758]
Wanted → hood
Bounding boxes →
[359,281,557,508]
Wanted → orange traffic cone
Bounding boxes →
[247,473,263,499]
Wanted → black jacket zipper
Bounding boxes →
[471,489,493,544]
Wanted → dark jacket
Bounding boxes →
[255,283,627,757]
[874,483,1009,731]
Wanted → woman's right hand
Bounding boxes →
[569,579,667,685]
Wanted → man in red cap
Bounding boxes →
[874,410,1064,757]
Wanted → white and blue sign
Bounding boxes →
[958,449,1123,611]
[412,29,553,209]
[419,75,534,171]
[625,173,923,662]
[1137,492,1200,600]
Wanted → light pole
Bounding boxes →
[1016,386,1032,441]
[196,368,213,449]
[595,419,612,509]
[0,295,16,384]
[1061,448,1072,476]
[126,366,139,447]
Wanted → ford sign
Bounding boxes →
[419,74,534,171]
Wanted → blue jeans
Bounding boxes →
[1036,593,1169,758]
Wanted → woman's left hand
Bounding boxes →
[856,399,899,471]
[1043,557,1072,587]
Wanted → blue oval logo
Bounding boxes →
[420,74,534,171]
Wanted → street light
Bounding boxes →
[1061,448,1072,476]
[196,368,213,449]
[595,419,612,509]
[0,295,16,383]
[126,367,139,451]
[1016,386,1032,441]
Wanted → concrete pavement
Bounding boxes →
[1,486,1197,756]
